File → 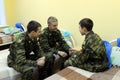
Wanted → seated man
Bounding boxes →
[65,18,109,72]
[7,21,53,80]
[39,16,71,70]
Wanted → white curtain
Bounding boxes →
[0,0,6,26]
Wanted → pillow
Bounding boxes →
[103,41,112,68]
[111,47,120,66]
[117,38,120,47]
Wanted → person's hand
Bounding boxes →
[37,56,45,67]
[69,48,78,56]
[69,48,80,56]
[58,51,68,57]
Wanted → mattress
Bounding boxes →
[45,66,120,80]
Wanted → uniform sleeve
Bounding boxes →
[39,34,58,54]
[76,38,92,64]
[15,39,37,66]
[65,36,91,67]
[32,39,43,58]
[58,31,70,53]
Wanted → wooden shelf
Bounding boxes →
[0,42,12,50]
[0,25,9,27]
[0,42,12,46]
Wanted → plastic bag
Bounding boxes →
[111,47,120,66]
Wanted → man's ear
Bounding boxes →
[82,27,86,31]
[83,27,88,34]
[48,24,51,27]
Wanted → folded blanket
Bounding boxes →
[45,66,120,80]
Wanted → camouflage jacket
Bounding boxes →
[80,31,108,72]
[39,27,70,54]
[7,32,43,67]
[76,31,108,72]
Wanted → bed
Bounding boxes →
[45,39,120,80]
[45,66,120,80]
[0,49,21,80]
[0,38,120,80]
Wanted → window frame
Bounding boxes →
[0,0,6,27]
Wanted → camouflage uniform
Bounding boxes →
[39,27,70,70]
[7,32,53,80]
[64,31,109,72]
[39,27,70,54]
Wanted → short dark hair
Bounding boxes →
[79,18,93,31]
[27,20,41,33]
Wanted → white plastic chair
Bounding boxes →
[60,29,75,48]
[110,38,120,47]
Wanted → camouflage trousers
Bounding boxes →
[12,65,37,80]
[64,53,109,72]
[12,62,53,80]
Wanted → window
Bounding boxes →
[0,0,6,26]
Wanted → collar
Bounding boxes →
[25,32,34,42]
[46,27,59,34]
[85,31,94,39]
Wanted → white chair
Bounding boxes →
[60,29,75,48]
[110,38,120,47]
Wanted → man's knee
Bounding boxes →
[22,66,40,80]
[12,65,34,73]
[64,58,76,68]
[64,60,70,67]
[14,65,39,80]
[33,67,39,80]
[22,69,33,80]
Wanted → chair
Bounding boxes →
[110,38,120,47]
[60,29,75,48]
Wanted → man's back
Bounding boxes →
[79,31,108,72]
[83,31,106,59]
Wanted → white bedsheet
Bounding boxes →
[0,49,21,80]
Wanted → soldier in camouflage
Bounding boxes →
[64,18,109,72]
[39,16,71,71]
[7,21,53,80]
